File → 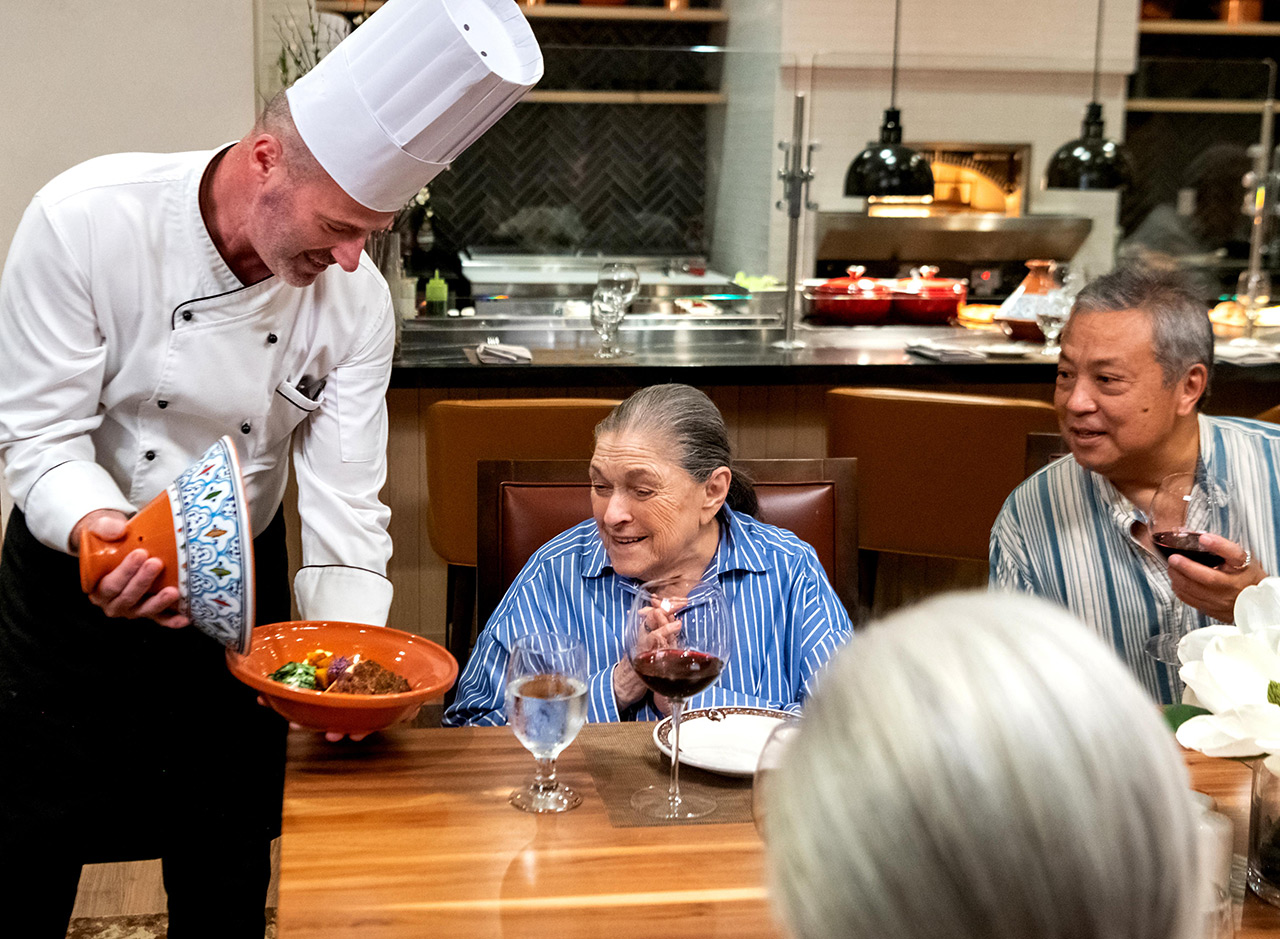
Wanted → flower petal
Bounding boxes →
[1178,625,1240,665]
[1176,712,1266,758]
[1201,634,1280,707]
[1236,578,1280,634]
[1234,703,1280,741]
[1178,660,1236,713]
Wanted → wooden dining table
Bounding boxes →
[279,722,1280,938]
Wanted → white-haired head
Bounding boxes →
[764,590,1201,939]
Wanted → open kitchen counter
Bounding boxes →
[392,319,1280,395]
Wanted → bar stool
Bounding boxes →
[425,398,620,672]
[825,387,1059,613]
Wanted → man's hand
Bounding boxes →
[1167,532,1266,623]
[75,509,190,629]
[612,604,682,710]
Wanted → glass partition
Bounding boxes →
[391,46,794,352]
[1122,57,1277,311]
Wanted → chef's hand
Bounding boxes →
[612,605,681,710]
[1168,532,1266,623]
[73,509,190,629]
[252,697,370,742]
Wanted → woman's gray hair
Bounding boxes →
[595,384,758,516]
[1067,264,1215,407]
[764,590,1201,939]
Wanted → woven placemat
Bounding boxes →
[577,722,754,828]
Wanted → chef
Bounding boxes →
[0,1,541,936]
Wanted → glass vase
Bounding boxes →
[1249,756,1280,907]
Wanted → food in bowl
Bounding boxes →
[956,304,999,328]
[269,647,411,695]
[228,620,458,735]
[1210,299,1280,332]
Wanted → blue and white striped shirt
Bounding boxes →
[443,505,854,726]
[990,414,1280,704]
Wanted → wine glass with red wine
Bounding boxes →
[1145,471,1231,664]
[625,574,731,820]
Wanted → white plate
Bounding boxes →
[653,706,793,777]
[973,342,1041,358]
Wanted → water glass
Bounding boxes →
[590,263,640,359]
[1034,290,1071,356]
[505,633,588,813]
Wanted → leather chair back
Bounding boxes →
[425,398,620,567]
[477,458,857,631]
[826,388,1058,561]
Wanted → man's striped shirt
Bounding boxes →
[990,414,1280,703]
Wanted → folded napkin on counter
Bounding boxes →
[1215,343,1280,366]
[474,342,532,364]
[905,339,988,363]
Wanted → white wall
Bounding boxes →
[0,1,257,535]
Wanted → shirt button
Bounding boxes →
[145,450,156,461]
[182,311,193,321]
[241,422,251,434]
[267,333,278,344]
[157,400,168,409]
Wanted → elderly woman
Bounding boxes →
[443,383,853,726]
[763,590,1204,939]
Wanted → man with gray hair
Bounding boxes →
[990,265,1279,703]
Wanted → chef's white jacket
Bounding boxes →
[0,149,394,625]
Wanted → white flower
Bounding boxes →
[1174,578,1280,758]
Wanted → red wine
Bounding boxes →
[633,649,724,699]
[1153,530,1225,568]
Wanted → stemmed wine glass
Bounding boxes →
[1144,471,1234,664]
[625,574,731,820]
[751,719,802,838]
[504,633,588,813]
[590,263,640,359]
[1232,269,1273,348]
[1032,261,1071,356]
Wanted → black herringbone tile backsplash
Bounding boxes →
[430,102,709,256]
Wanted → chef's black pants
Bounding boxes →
[0,506,291,938]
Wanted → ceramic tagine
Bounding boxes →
[79,435,255,653]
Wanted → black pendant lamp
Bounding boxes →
[844,0,934,199]
[1044,0,1132,190]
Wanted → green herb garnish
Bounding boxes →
[269,661,318,690]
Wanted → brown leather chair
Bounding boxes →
[825,388,1059,607]
[1256,404,1280,425]
[425,398,621,668]
[475,458,858,642]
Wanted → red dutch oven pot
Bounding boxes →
[890,265,969,324]
[802,266,893,325]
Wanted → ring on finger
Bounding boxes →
[1229,548,1253,573]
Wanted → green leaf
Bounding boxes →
[268,661,317,690]
[1163,703,1211,733]
[1269,681,1280,706]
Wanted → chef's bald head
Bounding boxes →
[252,91,326,186]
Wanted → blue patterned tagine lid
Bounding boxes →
[166,436,255,654]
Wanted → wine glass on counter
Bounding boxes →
[1144,471,1236,664]
[505,633,588,813]
[590,263,641,359]
[625,574,731,820]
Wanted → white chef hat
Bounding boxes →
[286,0,543,212]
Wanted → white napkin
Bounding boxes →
[1215,343,1280,366]
[905,339,987,363]
[475,342,532,364]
